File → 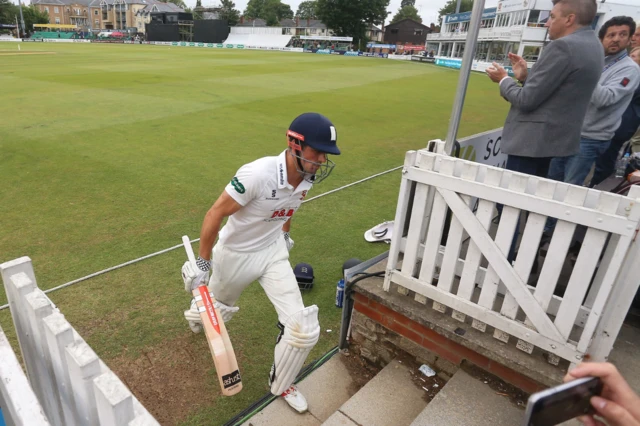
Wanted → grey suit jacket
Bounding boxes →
[500,27,603,158]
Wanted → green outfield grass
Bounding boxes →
[0,42,509,425]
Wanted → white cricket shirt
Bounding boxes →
[218,150,313,252]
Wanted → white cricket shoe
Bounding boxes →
[184,298,202,334]
[281,385,308,413]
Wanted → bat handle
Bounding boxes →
[182,235,197,268]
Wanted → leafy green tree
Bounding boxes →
[400,0,415,7]
[390,5,421,24]
[295,1,317,19]
[316,0,389,48]
[219,0,240,25]
[0,0,18,25]
[244,0,293,25]
[438,0,472,24]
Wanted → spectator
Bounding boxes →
[485,0,602,180]
[564,362,640,426]
[591,43,640,186]
[548,16,640,187]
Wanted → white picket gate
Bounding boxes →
[0,256,160,426]
[384,141,640,367]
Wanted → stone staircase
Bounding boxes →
[243,320,639,426]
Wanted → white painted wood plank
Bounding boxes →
[418,191,450,285]
[586,186,640,359]
[477,174,528,310]
[0,258,39,386]
[384,151,418,291]
[0,325,51,426]
[532,186,588,316]
[65,341,103,426]
[389,271,578,361]
[578,235,634,353]
[42,312,80,426]
[401,183,431,278]
[93,371,135,426]
[438,187,564,341]
[24,289,64,426]
[501,179,556,319]
[438,162,479,292]
[384,151,417,291]
[405,167,632,236]
[401,239,593,326]
[554,228,607,340]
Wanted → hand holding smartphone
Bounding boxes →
[523,377,603,426]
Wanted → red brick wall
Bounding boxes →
[353,292,545,394]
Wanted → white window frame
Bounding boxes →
[55,17,60,24]
[54,7,59,13]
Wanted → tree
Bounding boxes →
[390,5,421,24]
[0,0,17,25]
[244,0,293,25]
[295,1,317,19]
[167,0,187,10]
[438,0,472,24]
[400,0,415,7]
[316,0,389,48]
[219,0,240,26]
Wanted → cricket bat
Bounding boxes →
[182,235,243,396]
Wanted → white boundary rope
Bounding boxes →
[0,166,402,311]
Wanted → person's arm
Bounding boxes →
[590,66,640,109]
[282,217,292,233]
[500,40,572,113]
[199,191,242,260]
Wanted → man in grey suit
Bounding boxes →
[486,0,603,178]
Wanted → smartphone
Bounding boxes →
[522,376,603,426]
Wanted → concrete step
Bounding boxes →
[411,369,523,426]
[243,353,359,425]
[322,359,429,426]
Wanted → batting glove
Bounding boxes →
[284,232,294,251]
[181,256,210,293]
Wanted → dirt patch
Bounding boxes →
[462,361,529,409]
[107,333,219,426]
[339,349,383,395]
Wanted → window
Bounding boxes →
[95,19,99,26]
[55,17,60,23]
[527,10,549,27]
[54,7,59,13]
[94,9,98,15]
[475,41,490,60]
[391,28,398,34]
[44,6,49,12]
[414,29,423,36]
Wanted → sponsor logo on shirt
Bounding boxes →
[231,177,245,194]
[621,77,630,87]
[266,189,279,200]
[264,207,296,222]
[279,163,285,186]
[300,190,308,200]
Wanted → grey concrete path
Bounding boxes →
[411,370,523,426]
[243,353,358,426]
[325,359,429,426]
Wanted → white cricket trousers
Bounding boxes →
[207,235,304,324]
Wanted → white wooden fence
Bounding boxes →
[384,141,640,367]
[0,256,160,426]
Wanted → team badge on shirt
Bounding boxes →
[231,177,245,194]
[621,77,630,87]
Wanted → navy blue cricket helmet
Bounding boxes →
[287,113,341,155]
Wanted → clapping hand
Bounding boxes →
[486,62,509,83]
[508,52,528,82]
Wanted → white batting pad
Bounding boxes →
[270,305,320,395]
